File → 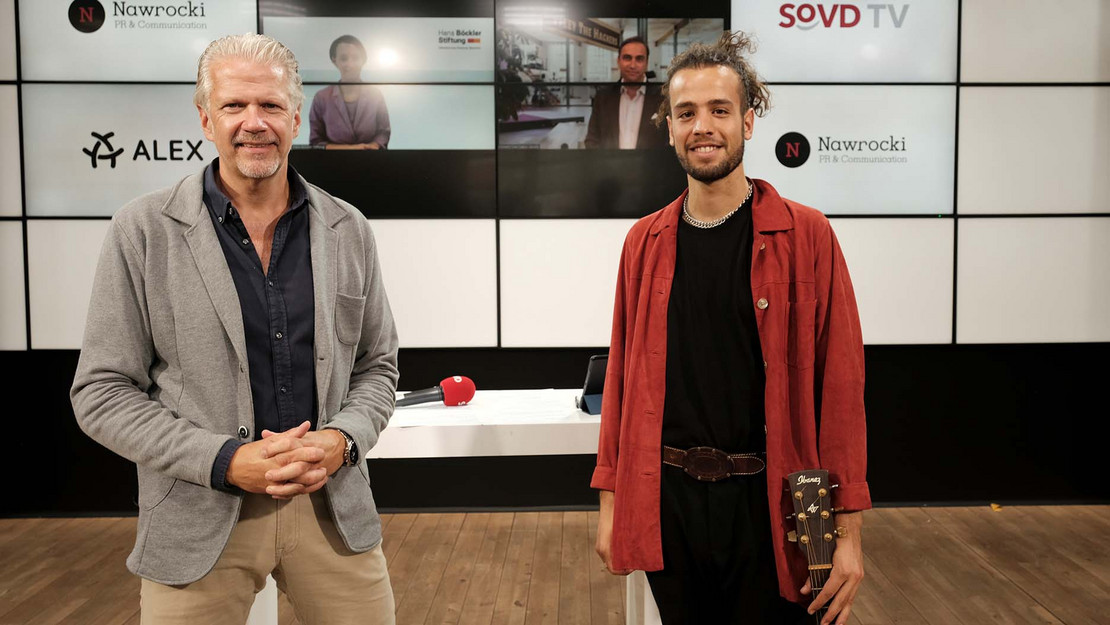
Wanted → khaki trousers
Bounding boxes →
[140,491,395,625]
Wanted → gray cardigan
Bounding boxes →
[70,170,399,585]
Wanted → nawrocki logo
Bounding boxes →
[82,130,206,170]
[779,3,910,29]
[69,0,106,33]
[776,132,811,168]
[71,1,208,32]
[83,131,124,168]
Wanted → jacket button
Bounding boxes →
[756,297,769,310]
[237,426,249,438]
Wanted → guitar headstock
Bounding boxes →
[786,469,838,569]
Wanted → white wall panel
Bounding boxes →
[500,219,633,347]
[745,86,956,214]
[962,0,1110,83]
[0,0,15,80]
[831,218,953,344]
[732,0,958,82]
[0,222,26,350]
[957,218,1110,343]
[368,219,497,348]
[29,219,496,350]
[20,0,255,81]
[27,220,110,350]
[958,87,1110,214]
[0,86,19,216]
[23,84,216,217]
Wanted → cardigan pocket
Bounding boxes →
[335,292,367,346]
[138,467,177,511]
[786,300,817,369]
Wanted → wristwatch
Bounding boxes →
[336,429,358,467]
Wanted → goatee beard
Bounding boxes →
[677,141,745,183]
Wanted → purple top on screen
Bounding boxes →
[309,84,391,148]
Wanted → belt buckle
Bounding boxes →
[683,446,731,482]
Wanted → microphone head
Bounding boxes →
[439,375,476,406]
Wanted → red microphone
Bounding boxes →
[395,376,476,407]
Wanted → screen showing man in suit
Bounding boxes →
[495,18,722,152]
[584,36,667,150]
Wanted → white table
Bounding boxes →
[250,389,659,625]
[372,388,599,458]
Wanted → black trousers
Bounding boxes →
[645,465,813,625]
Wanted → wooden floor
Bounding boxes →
[0,506,1107,625]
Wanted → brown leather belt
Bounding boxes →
[663,445,766,482]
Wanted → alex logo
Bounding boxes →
[779,3,910,29]
[82,131,206,169]
[82,131,124,168]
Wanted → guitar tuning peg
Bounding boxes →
[835,526,847,538]
[785,513,796,520]
[830,483,840,489]
[787,531,798,543]
[832,506,844,513]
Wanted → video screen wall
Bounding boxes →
[3,0,1109,351]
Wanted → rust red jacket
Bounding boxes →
[590,179,871,602]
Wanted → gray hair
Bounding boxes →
[194,33,304,112]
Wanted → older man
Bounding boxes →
[71,34,398,624]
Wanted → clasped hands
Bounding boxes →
[225,421,347,499]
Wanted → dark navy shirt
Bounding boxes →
[203,159,316,491]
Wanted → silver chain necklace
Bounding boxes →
[682,179,754,229]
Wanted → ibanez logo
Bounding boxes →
[796,475,821,485]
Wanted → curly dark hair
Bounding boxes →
[654,31,771,127]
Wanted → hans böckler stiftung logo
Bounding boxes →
[69,0,106,33]
[776,132,908,167]
[82,131,206,170]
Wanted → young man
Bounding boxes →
[71,34,398,624]
[584,36,667,150]
[592,33,869,624]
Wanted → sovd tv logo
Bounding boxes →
[779,3,910,29]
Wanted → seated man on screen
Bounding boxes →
[584,36,668,150]
[593,32,870,625]
[71,34,399,624]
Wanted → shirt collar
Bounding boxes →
[619,79,647,98]
[202,158,309,222]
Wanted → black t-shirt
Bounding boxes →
[662,192,765,452]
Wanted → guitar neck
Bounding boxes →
[809,568,830,623]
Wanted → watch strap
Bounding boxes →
[336,429,358,467]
